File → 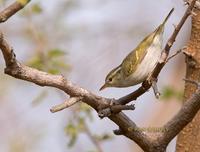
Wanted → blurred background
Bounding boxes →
[0,0,191,152]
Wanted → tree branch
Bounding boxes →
[166,49,182,62]
[0,0,31,23]
[98,104,135,118]
[0,31,152,151]
[158,83,200,146]
[50,97,82,113]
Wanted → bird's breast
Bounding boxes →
[125,34,163,86]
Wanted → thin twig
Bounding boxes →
[50,97,82,113]
[166,49,182,62]
[152,80,160,99]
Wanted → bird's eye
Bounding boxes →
[109,78,112,82]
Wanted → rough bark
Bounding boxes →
[176,8,200,152]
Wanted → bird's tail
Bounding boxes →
[162,8,174,25]
[154,8,174,35]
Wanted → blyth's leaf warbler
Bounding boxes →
[100,8,174,90]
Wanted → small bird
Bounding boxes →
[100,8,174,91]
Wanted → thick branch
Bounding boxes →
[109,113,154,151]
[158,87,200,145]
[0,32,17,66]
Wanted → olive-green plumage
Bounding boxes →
[100,8,174,90]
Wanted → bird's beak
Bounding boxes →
[99,83,108,91]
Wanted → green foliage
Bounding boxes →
[161,86,183,101]
[27,48,70,75]
[79,103,93,121]
[17,0,30,6]
[47,68,60,75]
[0,0,6,4]
[94,134,113,142]
[65,123,78,147]
[19,2,43,16]
[65,116,86,148]
[28,55,43,70]
[65,103,112,149]
[28,48,70,105]
[31,3,43,14]
[47,49,66,58]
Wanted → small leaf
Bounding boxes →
[27,55,43,70]
[31,4,43,14]
[68,134,77,148]
[65,123,78,148]
[77,117,85,131]
[80,103,93,120]
[52,60,71,70]
[17,0,30,6]
[47,49,66,58]
[161,86,175,99]
[48,68,60,74]
[94,133,113,142]
[161,86,183,101]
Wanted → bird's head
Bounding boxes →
[100,65,123,91]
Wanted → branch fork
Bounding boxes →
[98,104,135,118]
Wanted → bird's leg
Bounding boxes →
[151,78,160,99]
[98,99,135,118]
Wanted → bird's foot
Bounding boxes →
[98,99,135,118]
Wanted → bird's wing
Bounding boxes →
[121,31,155,77]
[121,8,173,77]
